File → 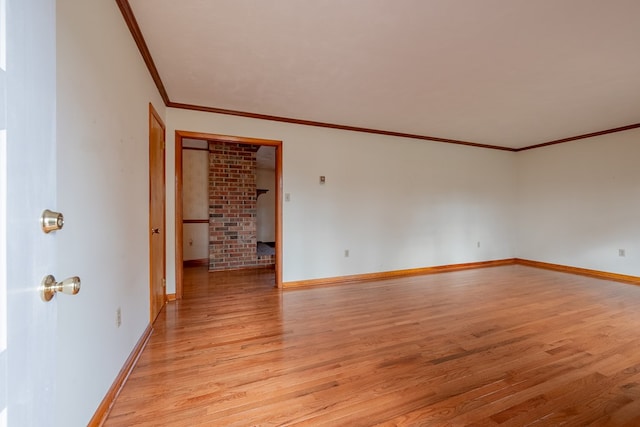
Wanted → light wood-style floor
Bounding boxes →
[105,265,640,426]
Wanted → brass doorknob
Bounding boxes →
[41,275,81,302]
[41,209,64,233]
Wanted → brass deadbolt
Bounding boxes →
[41,209,64,233]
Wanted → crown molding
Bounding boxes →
[115,0,169,104]
[116,0,639,153]
[166,101,514,151]
[515,123,640,152]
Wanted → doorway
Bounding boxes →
[149,103,166,322]
[174,131,283,299]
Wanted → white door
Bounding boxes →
[1,0,58,425]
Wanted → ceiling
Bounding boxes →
[127,0,640,150]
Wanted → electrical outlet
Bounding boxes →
[116,307,122,328]
[619,249,626,257]
[477,241,481,248]
[285,193,291,202]
[344,249,349,257]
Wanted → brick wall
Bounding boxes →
[208,142,274,271]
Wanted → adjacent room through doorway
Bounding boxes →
[175,131,283,299]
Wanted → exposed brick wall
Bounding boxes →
[208,142,268,271]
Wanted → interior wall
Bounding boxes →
[182,149,208,261]
[165,108,517,288]
[257,168,276,242]
[56,0,165,425]
[516,128,640,276]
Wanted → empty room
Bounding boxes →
[4,0,640,426]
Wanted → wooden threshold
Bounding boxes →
[88,324,153,427]
[183,258,208,268]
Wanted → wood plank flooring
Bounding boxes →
[105,265,640,426]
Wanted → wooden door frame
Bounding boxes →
[175,130,283,299]
[149,103,166,320]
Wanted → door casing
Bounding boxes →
[174,130,283,298]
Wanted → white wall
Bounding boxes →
[516,128,640,276]
[166,108,517,288]
[183,223,209,261]
[182,150,209,260]
[257,168,276,242]
[56,0,164,425]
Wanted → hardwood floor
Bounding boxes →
[104,265,640,426]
